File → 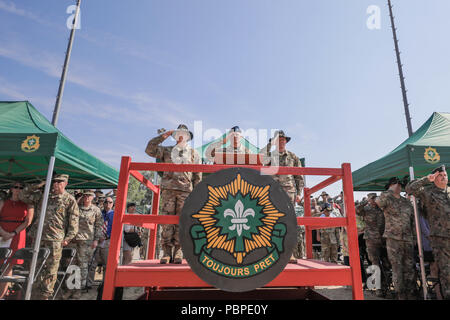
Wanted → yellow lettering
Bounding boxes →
[259,261,267,270]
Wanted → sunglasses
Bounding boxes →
[13,186,24,189]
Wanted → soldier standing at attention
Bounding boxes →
[145,124,202,264]
[318,204,339,263]
[376,177,416,300]
[406,165,449,299]
[356,192,388,297]
[22,174,79,300]
[260,130,304,263]
[64,189,103,299]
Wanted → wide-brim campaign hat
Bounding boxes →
[385,177,402,190]
[269,130,291,143]
[172,124,193,141]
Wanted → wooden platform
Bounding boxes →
[114,259,352,288]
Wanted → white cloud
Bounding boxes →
[0,0,52,26]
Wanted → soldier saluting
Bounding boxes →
[356,192,388,297]
[145,125,202,264]
[406,165,449,299]
[375,177,416,300]
[22,174,79,300]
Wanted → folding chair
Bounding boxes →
[0,248,12,276]
[52,247,77,300]
[0,247,50,300]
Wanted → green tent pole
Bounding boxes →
[25,0,82,300]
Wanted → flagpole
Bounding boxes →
[388,0,427,300]
[25,0,82,300]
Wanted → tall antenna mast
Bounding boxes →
[387,0,413,137]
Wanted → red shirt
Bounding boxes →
[0,199,29,264]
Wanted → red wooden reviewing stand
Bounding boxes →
[102,157,364,300]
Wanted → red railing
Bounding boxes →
[102,157,363,300]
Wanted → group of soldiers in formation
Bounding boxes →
[6,123,448,300]
[10,181,117,300]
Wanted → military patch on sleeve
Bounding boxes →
[180,167,297,292]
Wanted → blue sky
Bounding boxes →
[1,0,448,199]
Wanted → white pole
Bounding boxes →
[409,166,428,300]
[24,0,81,300]
[24,156,55,300]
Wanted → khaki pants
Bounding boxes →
[159,190,189,248]
[32,240,62,300]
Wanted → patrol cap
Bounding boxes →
[82,189,95,196]
[432,164,446,174]
[385,177,402,190]
[53,174,69,182]
[367,193,377,199]
[172,124,193,141]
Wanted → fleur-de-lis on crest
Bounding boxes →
[224,200,255,237]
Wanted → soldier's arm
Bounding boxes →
[145,134,168,159]
[204,140,225,162]
[355,203,366,216]
[405,177,429,198]
[20,183,43,207]
[94,208,104,241]
[293,154,305,195]
[259,142,272,165]
[192,149,203,187]
[375,192,388,210]
[64,198,80,242]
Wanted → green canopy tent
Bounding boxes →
[0,101,119,189]
[353,112,450,191]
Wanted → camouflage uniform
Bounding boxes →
[377,190,416,299]
[406,176,450,299]
[319,224,339,263]
[293,205,305,259]
[260,142,304,262]
[22,183,79,300]
[260,142,305,200]
[356,202,385,267]
[205,140,251,163]
[66,204,103,294]
[145,132,202,262]
[20,187,43,248]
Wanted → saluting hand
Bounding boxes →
[427,172,440,183]
[162,130,174,139]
